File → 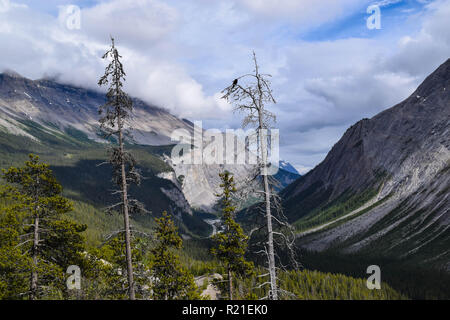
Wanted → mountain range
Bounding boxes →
[0,70,299,238]
[0,59,448,270]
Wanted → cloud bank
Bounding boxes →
[0,0,449,173]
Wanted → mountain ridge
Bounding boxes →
[283,58,450,269]
[0,71,297,222]
[0,71,194,146]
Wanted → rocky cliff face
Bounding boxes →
[283,59,450,268]
[169,161,253,211]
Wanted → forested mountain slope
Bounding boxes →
[282,59,450,269]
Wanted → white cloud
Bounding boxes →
[373,0,403,7]
[82,0,180,51]
[267,1,450,170]
[0,0,231,121]
[0,0,26,12]
[126,56,232,118]
[382,0,450,76]
[0,0,448,171]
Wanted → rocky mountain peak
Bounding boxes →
[413,58,450,97]
[1,69,23,79]
[283,58,449,267]
[0,71,195,145]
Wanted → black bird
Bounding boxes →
[232,78,238,87]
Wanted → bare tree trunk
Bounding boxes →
[118,126,135,300]
[30,213,39,300]
[228,267,233,300]
[220,51,279,300]
[258,114,278,300]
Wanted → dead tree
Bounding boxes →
[98,37,144,300]
[236,164,299,299]
[221,52,282,299]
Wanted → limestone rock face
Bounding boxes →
[283,59,450,266]
[163,134,255,211]
[172,162,254,211]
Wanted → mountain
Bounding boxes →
[0,72,296,212]
[169,158,300,211]
[0,72,215,238]
[0,71,299,240]
[0,71,194,145]
[282,59,450,269]
[279,160,300,175]
[273,161,301,191]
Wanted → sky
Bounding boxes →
[0,0,449,174]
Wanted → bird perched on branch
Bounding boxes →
[221,78,239,99]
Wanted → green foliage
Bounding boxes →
[65,200,123,247]
[69,247,116,300]
[243,268,407,300]
[0,208,31,299]
[299,249,450,300]
[294,187,380,231]
[0,155,87,299]
[92,235,152,300]
[178,211,212,238]
[211,171,254,299]
[42,219,87,271]
[0,129,210,241]
[150,212,200,300]
[180,243,407,300]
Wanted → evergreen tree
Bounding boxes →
[98,37,144,300]
[150,212,199,300]
[43,219,87,269]
[1,154,75,299]
[100,235,151,299]
[0,208,31,299]
[211,171,254,300]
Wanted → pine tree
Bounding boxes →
[42,219,87,277]
[150,212,199,300]
[211,171,254,300]
[1,154,74,299]
[98,37,143,300]
[100,235,151,299]
[0,208,31,299]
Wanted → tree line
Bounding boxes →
[0,154,202,299]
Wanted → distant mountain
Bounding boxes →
[273,161,301,190]
[279,160,300,175]
[0,71,298,230]
[0,72,194,145]
[0,72,218,237]
[0,72,251,211]
[282,59,450,269]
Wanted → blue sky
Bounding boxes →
[0,0,449,173]
[302,0,425,41]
